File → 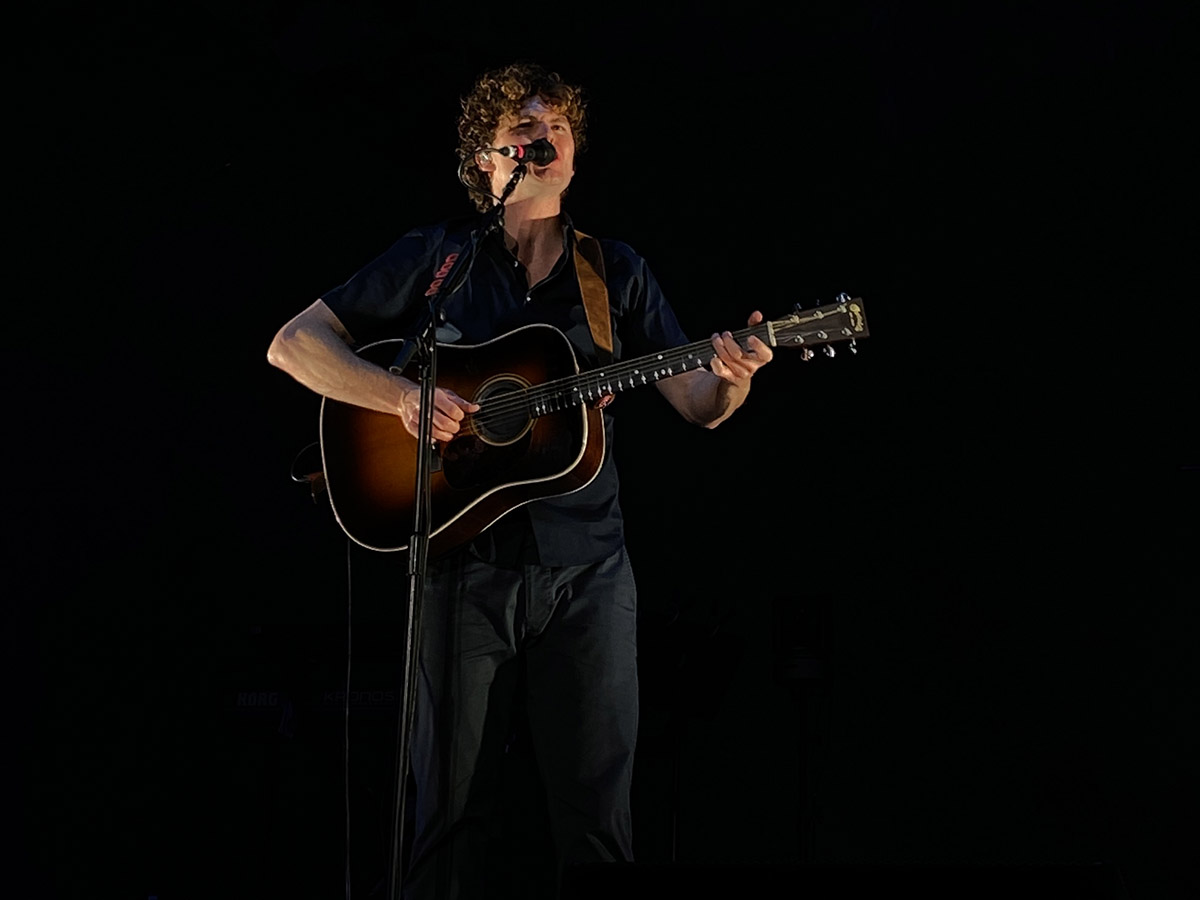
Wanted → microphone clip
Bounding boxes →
[486,138,557,166]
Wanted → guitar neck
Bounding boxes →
[477,298,866,420]
[520,326,765,415]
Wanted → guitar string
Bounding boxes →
[463,343,723,427]
[410,311,856,439]
[398,311,859,447]
[456,318,854,427]
[459,324,774,426]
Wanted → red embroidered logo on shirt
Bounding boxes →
[423,252,460,297]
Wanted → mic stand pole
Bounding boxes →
[386,163,527,900]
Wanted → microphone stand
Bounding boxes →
[385,161,528,900]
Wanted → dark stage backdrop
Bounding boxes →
[9,3,1195,898]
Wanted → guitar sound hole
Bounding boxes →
[473,377,532,445]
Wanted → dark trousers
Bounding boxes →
[404,546,639,899]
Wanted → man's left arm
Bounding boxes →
[655,310,773,429]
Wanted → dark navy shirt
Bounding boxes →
[321,215,689,566]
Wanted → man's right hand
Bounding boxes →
[397,382,480,442]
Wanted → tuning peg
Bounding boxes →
[824,345,836,358]
[800,348,814,362]
[849,339,857,355]
[836,292,850,303]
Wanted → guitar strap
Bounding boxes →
[571,229,614,367]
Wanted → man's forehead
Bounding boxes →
[505,96,567,122]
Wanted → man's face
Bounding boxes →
[482,96,575,206]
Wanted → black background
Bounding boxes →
[8,2,1196,898]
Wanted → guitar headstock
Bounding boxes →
[767,293,868,359]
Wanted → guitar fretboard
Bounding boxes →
[468,299,865,429]
[519,324,770,417]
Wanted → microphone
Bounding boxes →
[489,138,557,166]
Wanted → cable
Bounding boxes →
[456,155,500,208]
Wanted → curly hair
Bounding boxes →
[456,62,587,212]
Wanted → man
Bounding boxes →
[267,62,771,898]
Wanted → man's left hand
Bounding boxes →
[710,310,774,386]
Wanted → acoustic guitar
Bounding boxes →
[319,296,868,554]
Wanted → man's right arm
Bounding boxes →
[267,300,476,441]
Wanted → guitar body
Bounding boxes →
[320,324,604,554]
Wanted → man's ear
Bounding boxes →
[475,149,496,173]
